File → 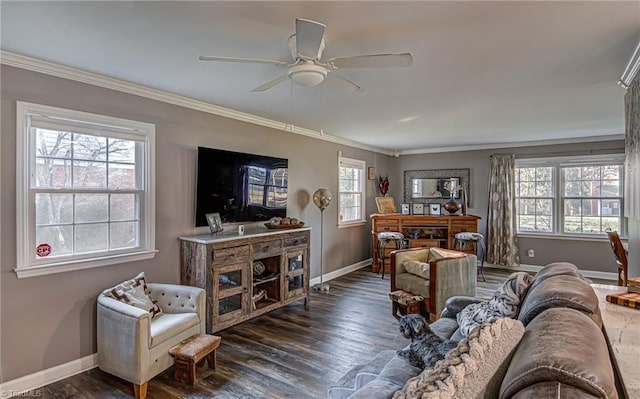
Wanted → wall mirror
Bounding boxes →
[403,169,470,205]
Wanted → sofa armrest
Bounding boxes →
[430,254,478,315]
[440,295,487,319]
[97,295,151,382]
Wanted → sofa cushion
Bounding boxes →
[328,350,400,399]
[429,317,460,341]
[149,312,199,348]
[103,272,163,318]
[517,275,601,327]
[525,262,586,293]
[510,382,602,399]
[500,307,616,399]
[393,318,525,399]
[377,355,422,387]
[402,260,431,279]
[534,262,584,281]
[348,379,403,399]
[396,273,430,298]
[355,350,398,389]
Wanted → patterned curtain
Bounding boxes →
[486,155,520,266]
[625,78,640,220]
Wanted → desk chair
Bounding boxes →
[606,229,628,286]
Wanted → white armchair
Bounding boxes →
[97,283,206,399]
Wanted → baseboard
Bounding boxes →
[310,258,372,286]
[486,263,618,281]
[0,353,97,397]
[0,259,370,396]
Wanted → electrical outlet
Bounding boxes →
[527,249,535,258]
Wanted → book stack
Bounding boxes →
[628,277,640,294]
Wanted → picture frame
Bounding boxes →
[428,203,441,216]
[206,212,223,234]
[368,166,376,180]
[412,203,424,215]
[401,203,410,215]
[375,197,397,214]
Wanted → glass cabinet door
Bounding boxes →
[214,262,248,321]
[284,249,307,299]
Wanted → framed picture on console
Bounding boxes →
[401,203,410,215]
[206,212,223,234]
[412,203,424,215]
[428,203,441,215]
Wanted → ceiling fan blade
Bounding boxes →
[295,18,326,60]
[328,53,413,69]
[326,72,362,92]
[251,74,290,92]
[199,56,288,67]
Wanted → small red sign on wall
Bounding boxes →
[36,243,51,257]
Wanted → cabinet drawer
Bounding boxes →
[408,239,443,248]
[403,219,447,227]
[213,245,250,264]
[283,235,308,247]
[450,221,476,233]
[252,239,282,258]
[374,221,400,232]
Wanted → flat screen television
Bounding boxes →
[195,146,288,226]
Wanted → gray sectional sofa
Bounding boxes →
[328,262,619,399]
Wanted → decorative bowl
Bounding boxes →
[264,222,305,230]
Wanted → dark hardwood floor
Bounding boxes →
[37,267,609,398]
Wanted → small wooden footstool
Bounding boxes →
[169,334,221,385]
[389,290,424,317]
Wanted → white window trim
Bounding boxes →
[15,102,156,278]
[337,156,366,227]
[516,154,625,238]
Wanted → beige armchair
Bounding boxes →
[97,283,206,399]
[390,247,477,318]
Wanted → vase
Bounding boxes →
[443,197,461,214]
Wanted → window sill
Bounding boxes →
[14,249,158,278]
[517,233,626,242]
[338,221,366,229]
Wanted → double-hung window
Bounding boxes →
[515,155,625,236]
[16,102,156,278]
[515,164,554,233]
[338,157,366,226]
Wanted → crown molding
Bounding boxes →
[0,50,393,156]
[398,134,625,156]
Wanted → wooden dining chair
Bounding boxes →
[606,229,628,286]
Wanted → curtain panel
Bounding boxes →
[625,78,640,220]
[486,154,520,266]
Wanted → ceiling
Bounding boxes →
[1,1,639,154]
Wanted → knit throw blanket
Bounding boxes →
[456,272,534,337]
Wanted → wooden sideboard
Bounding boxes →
[370,214,480,274]
[180,228,310,333]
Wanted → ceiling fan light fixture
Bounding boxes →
[288,63,327,87]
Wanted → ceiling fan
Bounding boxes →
[199,18,413,92]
